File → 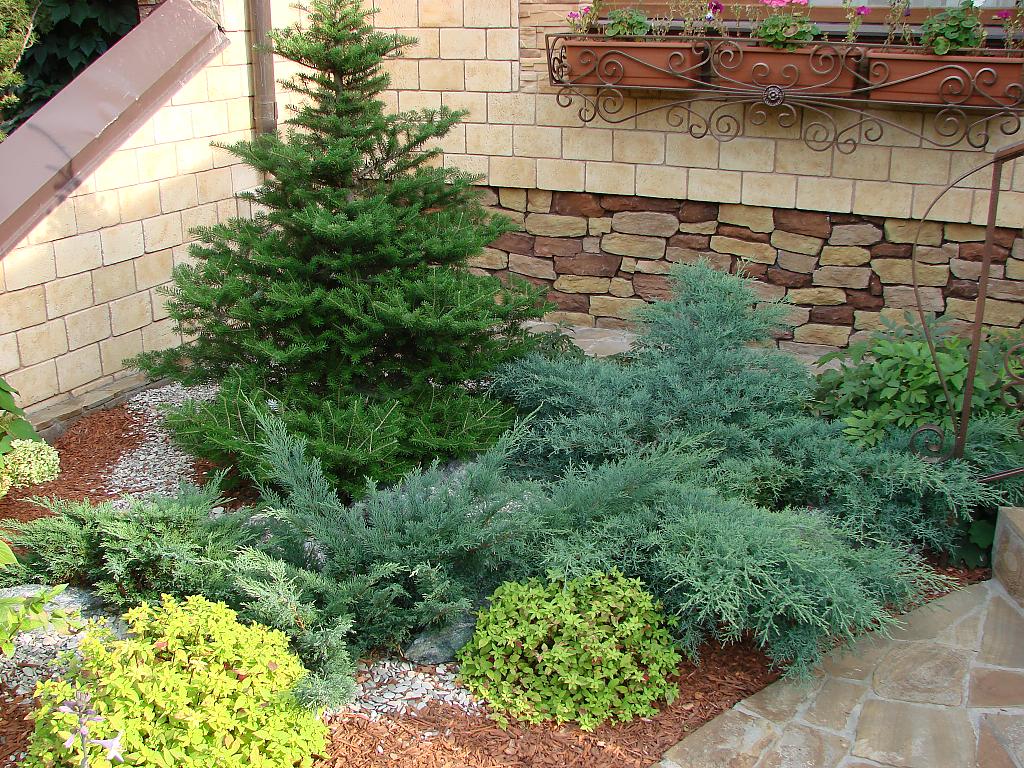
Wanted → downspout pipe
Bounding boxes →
[246,0,277,135]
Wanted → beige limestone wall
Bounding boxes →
[0,0,258,409]
[366,0,1024,228]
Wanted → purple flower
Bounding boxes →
[708,0,724,13]
[903,7,911,16]
[855,5,870,15]
[996,8,1013,18]
[567,10,580,19]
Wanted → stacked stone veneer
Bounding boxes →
[473,189,1024,353]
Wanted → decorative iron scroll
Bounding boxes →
[546,34,1024,153]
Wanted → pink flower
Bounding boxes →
[581,5,591,12]
[855,5,870,14]
[996,8,1013,18]
[708,0,724,12]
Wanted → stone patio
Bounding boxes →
[658,507,1024,768]
[659,580,1023,768]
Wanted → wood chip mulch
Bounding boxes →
[0,404,146,526]
[314,642,779,768]
[0,682,34,767]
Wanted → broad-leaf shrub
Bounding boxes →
[814,317,1018,446]
[26,594,326,768]
[459,571,680,731]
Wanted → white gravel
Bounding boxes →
[343,659,483,720]
[105,382,218,499]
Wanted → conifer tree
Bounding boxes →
[135,0,544,494]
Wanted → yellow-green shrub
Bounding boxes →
[26,594,326,768]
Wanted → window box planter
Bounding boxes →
[712,44,862,97]
[864,49,1024,107]
[559,38,707,89]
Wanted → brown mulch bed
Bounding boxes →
[0,405,146,526]
[0,683,34,767]
[315,642,779,768]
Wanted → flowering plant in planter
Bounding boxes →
[997,6,1023,49]
[920,0,986,54]
[753,0,821,49]
[566,4,599,34]
[842,2,871,43]
[670,0,728,36]
[604,7,652,36]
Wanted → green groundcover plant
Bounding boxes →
[26,594,326,768]
[133,0,543,498]
[458,571,681,731]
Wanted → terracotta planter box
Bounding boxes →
[560,39,706,89]
[712,45,861,96]
[865,50,1024,107]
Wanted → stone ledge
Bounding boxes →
[25,373,157,443]
[995,507,1024,609]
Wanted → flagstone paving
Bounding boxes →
[658,579,1024,768]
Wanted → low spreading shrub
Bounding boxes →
[25,594,326,768]
[492,262,1009,552]
[458,571,680,731]
[4,481,253,608]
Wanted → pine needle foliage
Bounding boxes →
[133,0,543,491]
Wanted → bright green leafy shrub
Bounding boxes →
[0,377,59,498]
[459,571,680,731]
[26,594,326,768]
[814,317,1019,447]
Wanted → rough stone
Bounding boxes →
[499,188,527,212]
[810,306,854,324]
[777,252,817,273]
[978,714,1024,768]
[889,584,986,642]
[846,289,885,310]
[995,507,1024,607]
[632,274,675,301]
[590,295,647,320]
[960,241,1011,263]
[524,214,588,238]
[718,224,771,244]
[829,224,883,246]
[611,211,679,237]
[710,236,776,264]
[821,635,895,680]
[802,679,866,731]
[1007,258,1024,280]
[770,230,823,256]
[718,204,774,233]
[582,236,601,253]
[404,615,476,664]
[883,286,945,312]
[757,724,849,768]
[871,642,970,705]
[492,231,533,254]
[662,710,777,768]
[852,700,976,768]
[508,253,556,280]
[820,246,870,266]
[548,291,589,312]
[988,278,1024,302]
[534,237,581,258]
[752,281,786,301]
[741,680,817,724]
[468,248,507,270]
[947,297,1024,327]
[667,249,731,272]
[870,259,949,286]
[950,257,1002,280]
[946,279,979,300]
[766,268,812,288]
[552,192,604,218]
[609,278,634,297]
[634,258,673,274]
[679,201,719,223]
[871,242,913,258]
[794,323,851,346]
[678,220,718,235]
[602,233,666,260]
[788,288,846,306]
[915,244,957,264]
[773,209,831,239]
[883,219,943,246]
[669,233,712,249]
[981,596,1024,667]
[969,668,1024,707]
[601,195,680,213]
[553,275,611,294]
[554,253,621,277]
[813,266,871,289]
[589,217,612,235]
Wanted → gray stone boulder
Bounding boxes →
[404,614,476,665]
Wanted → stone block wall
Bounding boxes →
[473,188,1024,352]
[0,0,257,410]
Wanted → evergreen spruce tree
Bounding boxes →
[135,0,544,495]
